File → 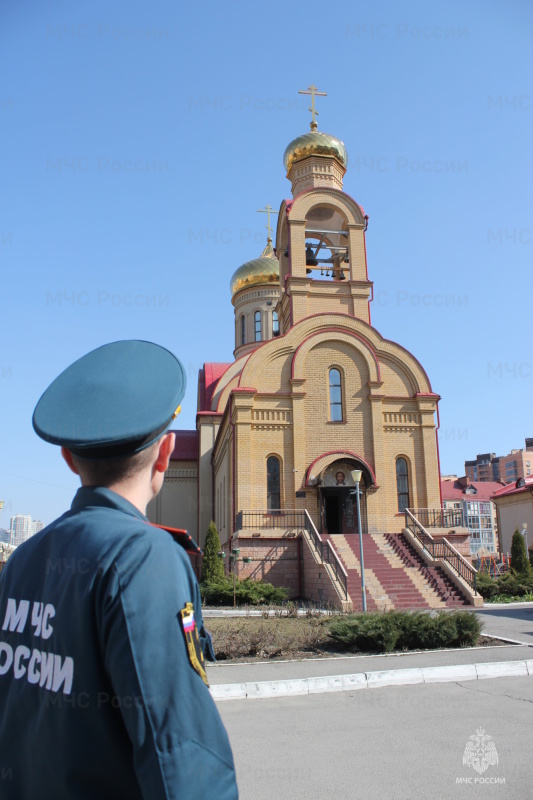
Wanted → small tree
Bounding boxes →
[510,529,531,576]
[201,521,225,584]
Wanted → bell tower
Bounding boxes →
[275,86,372,333]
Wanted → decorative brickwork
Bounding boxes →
[154,115,446,598]
[229,535,302,599]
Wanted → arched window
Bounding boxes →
[396,458,410,513]
[272,311,279,336]
[240,315,245,345]
[267,456,281,511]
[329,368,343,421]
[254,311,261,342]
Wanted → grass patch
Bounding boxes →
[207,610,484,660]
[208,617,330,660]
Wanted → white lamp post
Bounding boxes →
[522,523,528,554]
[350,469,367,612]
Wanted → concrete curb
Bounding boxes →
[479,601,533,609]
[210,659,533,701]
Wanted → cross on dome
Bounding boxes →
[298,84,327,131]
[257,204,278,243]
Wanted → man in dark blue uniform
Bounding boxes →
[0,340,238,799]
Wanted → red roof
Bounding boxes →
[491,475,533,499]
[441,479,504,501]
[198,363,232,412]
[170,430,198,461]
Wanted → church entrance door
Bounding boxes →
[325,494,341,534]
[322,489,357,535]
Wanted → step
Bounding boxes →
[328,531,469,610]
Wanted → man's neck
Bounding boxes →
[86,475,154,516]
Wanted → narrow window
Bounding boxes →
[254,311,261,342]
[267,456,281,511]
[272,311,279,336]
[329,368,343,421]
[240,315,245,345]
[396,458,410,513]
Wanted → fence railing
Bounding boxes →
[404,509,478,594]
[235,510,306,531]
[408,508,464,529]
[234,509,348,600]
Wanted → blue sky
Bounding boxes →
[1,0,532,526]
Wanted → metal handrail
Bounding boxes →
[404,509,478,594]
[303,510,348,600]
[407,507,464,528]
[235,510,306,531]
[325,540,349,589]
[302,509,322,554]
[233,509,349,600]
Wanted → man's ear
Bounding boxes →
[154,432,176,474]
[61,447,80,475]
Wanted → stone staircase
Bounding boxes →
[384,533,468,607]
[323,532,469,612]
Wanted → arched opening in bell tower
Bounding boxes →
[304,205,350,282]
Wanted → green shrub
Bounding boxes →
[396,611,457,650]
[328,612,398,653]
[201,521,225,584]
[475,569,533,600]
[510,529,531,576]
[475,571,499,599]
[200,576,288,606]
[499,571,533,595]
[449,610,483,646]
[477,571,533,601]
[327,609,482,653]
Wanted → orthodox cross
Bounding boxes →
[298,84,327,130]
[257,204,278,242]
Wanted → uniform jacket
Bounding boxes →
[0,487,238,799]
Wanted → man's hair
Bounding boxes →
[70,440,160,487]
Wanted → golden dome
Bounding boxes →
[230,242,279,297]
[283,131,348,173]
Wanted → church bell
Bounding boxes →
[305,245,318,268]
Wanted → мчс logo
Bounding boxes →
[463,728,498,775]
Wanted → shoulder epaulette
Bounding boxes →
[149,523,203,555]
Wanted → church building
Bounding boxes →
[149,88,479,610]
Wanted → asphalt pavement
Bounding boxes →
[218,677,533,800]
[210,605,533,799]
[474,603,533,644]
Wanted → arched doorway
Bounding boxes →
[318,460,369,535]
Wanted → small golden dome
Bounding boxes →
[283,131,348,174]
[230,242,279,297]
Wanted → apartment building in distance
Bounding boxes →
[465,438,533,484]
[441,476,503,555]
[9,515,44,547]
